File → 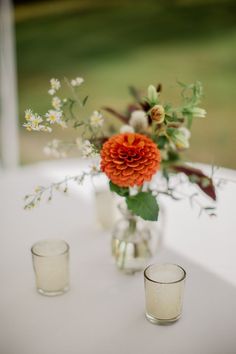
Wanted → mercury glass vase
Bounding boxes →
[112,203,162,274]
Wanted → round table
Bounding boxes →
[1,159,236,354]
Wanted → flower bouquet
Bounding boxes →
[24,77,216,272]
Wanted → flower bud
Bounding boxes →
[148,85,158,104]
[171,127,191,150]
[191,107,206,118]
[150,105,165,123]
[182,107,206,118]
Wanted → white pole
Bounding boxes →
[0,0,19,169]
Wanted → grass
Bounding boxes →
[15,0,236,168]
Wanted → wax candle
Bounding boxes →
[144,263,186,324]
[31,240,69,296]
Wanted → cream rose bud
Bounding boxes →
[150,105,165,123]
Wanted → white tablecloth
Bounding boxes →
[1,159,236,354]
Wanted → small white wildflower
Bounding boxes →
[30,115,43,126]
[43,126,52,133]
[120,124,135,133]
[45,110,63,124]
[63,98,67,103]
[23,122,32,131]
[71,77,84,87]
[90,163,100,175]
[58,121,67,129]
[48,88,55,96]
[50,78,61,91]
[52,96,62,110]
[25,109,33,121]
[23,114,52,132]
[81,140,97,158]
[90,110,104,128]
[129,110,148,131]
[43,139,66,158]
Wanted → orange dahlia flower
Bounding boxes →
[100,133,161,187]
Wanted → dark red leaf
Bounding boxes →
[102,107,129,123]
[172,165,216,201]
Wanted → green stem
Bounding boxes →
[128,217,137,235]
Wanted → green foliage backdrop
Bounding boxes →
[15,0,236,168]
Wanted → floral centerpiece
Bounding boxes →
[23,77,216,272]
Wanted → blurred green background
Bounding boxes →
[15,0,236,168]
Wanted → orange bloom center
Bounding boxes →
[100,133,161,187]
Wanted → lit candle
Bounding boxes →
[144,263,186,324]
[31,240,69,296]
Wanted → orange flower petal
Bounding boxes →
[100,133,161,187]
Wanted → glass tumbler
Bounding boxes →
[31,239,70,296]
[144,263,186,324]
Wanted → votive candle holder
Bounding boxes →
[31,239,70,296]
[144,263,186,324]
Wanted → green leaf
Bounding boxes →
[166,127,175,137]
[126,192,159,221]
[74,121,84,128]
[109,181,129,197]
[155,135,168,149]
[82,95,89,106]
[168,150,180,162]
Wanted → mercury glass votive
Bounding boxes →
[144,263,186,324]
[31,239,70,296]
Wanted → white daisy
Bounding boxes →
[42,126,52,133]
[25,109,34,121]
[23,114,52,132]
[50,78,61,91]
[129,110,148,131]
[90,111,104,128]
[58,121,67,129]
[52,96,62,110]
[81,140,97,158]
[45,110,63,124]
[48,89,55,96]
[71,77,84,87]
[43,139,65,157]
